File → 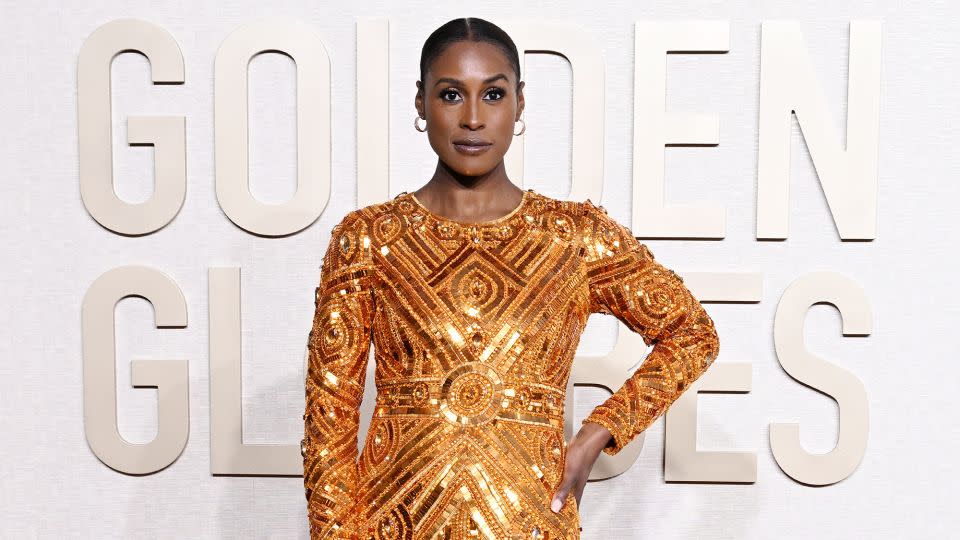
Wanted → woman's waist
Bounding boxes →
[373,370,567,429]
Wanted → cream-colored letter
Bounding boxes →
[632,21,729,238]
[665,362,757,482]
[82,266,189,474]
[215,18,332,236]
[757,21,882,239]
[209,267,300,474]
[78,19,186,235]
[497,20,606,201]
[771,272,871,485]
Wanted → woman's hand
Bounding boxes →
[550,422,614,513]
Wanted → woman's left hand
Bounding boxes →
[550,422,614,513]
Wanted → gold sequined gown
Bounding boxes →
[301,189,720,539]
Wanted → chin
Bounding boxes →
[444,156,496,177]
[454,164,493,177]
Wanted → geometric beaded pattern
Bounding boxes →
[302,189,720,539]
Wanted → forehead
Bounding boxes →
[427,41,514,82]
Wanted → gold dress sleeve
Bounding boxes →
[301,210,376,538]
[579,200,720,455]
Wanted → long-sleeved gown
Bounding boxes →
[301,189,720,539]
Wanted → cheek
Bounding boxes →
[492,109,515,128]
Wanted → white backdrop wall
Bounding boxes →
[2,0,956,538]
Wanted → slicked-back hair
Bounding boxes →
[418,17,522,93]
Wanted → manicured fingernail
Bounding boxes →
[551,498,562,513]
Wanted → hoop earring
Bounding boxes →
[414,116,427,132]
[514,118,526,136]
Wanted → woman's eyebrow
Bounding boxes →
[433,73,508,88]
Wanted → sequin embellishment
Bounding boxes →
[302,190,720,539]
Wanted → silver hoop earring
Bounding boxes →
[414,116,427,132]
[514,118,526,136]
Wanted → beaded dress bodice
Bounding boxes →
[301,189,720,539]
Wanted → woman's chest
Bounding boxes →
[364,217,593,390]
[372,226,588,324]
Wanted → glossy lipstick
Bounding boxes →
[452,137,492,156]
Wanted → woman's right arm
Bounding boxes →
[301,210,376,538]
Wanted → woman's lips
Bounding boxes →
[453,143,492,155]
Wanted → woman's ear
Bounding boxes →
[516,80,525,116]
[414,82,424,117]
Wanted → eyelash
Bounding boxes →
[440,87,506,103]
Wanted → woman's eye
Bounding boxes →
[439,88,505,102]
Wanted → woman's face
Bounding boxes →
[416,41,524,177]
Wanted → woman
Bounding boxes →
[301,17,720,539]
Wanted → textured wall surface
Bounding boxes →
[1,0,955,538]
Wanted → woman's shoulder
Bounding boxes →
[541,194,650,263]
[324,198,408,263]
[531,192,627,239]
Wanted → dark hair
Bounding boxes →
[418,18,522,93]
